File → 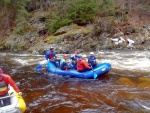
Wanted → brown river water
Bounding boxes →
[0,50,150,113]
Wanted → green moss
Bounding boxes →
[45,25,92,44]
[4,43,12,50]
[134,28,141,34]
[13,44,25,51]
[0,39,7,45]
[0,35,13,48]
[0,46,3,49]
[44,36,60,44]
[70,24,79,29]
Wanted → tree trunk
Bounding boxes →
[40,0,43,11]
[4,3,11,34]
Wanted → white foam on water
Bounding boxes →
[12,58,28,65]
[98,50,150,72]
[11,57,46,66]
[140,104,150,110]
[0,52,43,57]
[1,50,150,72]
[136,101,150,110]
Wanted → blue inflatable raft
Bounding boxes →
[46,62,111,79]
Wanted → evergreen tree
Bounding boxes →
[0,0,30,35]
[14,0,31,35]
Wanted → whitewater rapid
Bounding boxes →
[1,50,150,73]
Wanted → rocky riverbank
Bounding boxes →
[1,23,150,54]
[0,0,150,54]
[0,19,150,54]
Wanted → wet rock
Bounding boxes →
[38,29,48,36]
[32,50,39,55]
[138,82,150,89]
[118,77,136,86]
[54,25,75,36]
[39,17,46,22]
[1,22,150,53]
[113,32,124,38]
[54,30,67,36]
[124,28,135,35]
[127,38,135,48]
[138,77,150,83]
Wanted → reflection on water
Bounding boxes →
[0,50,150,113]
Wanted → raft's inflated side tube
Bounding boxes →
[46,62,111,79]
[0,86,26,113]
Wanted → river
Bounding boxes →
[0,50,150,113]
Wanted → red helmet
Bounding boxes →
[0,68,3,76]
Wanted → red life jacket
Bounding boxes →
[0,74,20,96]
[77,58,84,71]
[77,58,91,71]
[49,52,54,59]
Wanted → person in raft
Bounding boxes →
[0,68,22,107]
[70,51,81,69]
[45,46,56,61]
[60,54,73,70]
[77,54,92,72]
[88,52,97,68]
[45,47,60,67]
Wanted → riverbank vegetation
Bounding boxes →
[0,0,116,34]
[0,0,150,52]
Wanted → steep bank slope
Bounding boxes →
[0,0,149,53]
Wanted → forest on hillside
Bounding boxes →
[0,0,149,37]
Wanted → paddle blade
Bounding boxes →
[35,65,42,72]
[94,73,98,79]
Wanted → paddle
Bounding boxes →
[90,65,97,79]
[35,65,43,72]
[35,61,47,72]
[93,71,98,79]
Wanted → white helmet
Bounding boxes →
[82,54,87,58]
[90,52,94,55]
[50,47,54,50]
